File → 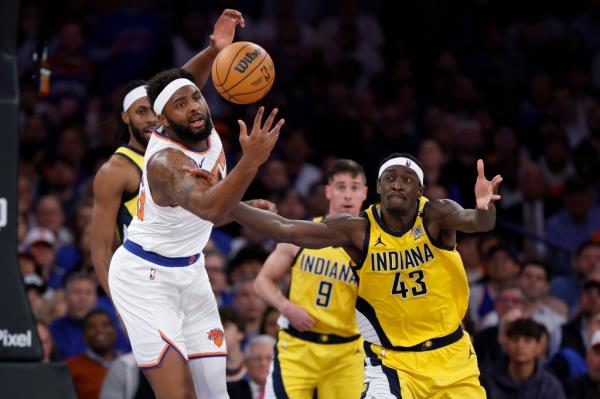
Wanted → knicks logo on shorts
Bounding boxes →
[207,329,224,347]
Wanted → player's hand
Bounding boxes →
[282,301,315,332]
[245,199,277,213]
[210,9,245,52]
[182,166,218,186]
[474,159,502,211]
[238,107,285,168]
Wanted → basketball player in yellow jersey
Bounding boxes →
[91,8,246,297]
[217,152,503,398]
[255,159,367,399]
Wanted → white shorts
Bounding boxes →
[108,245,227,368]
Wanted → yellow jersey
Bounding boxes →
[113,145,144,242]
[287,217,359,338]
[354,197,469,348]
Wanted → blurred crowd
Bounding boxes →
[15,0,600,398]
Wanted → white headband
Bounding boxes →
[122,85,147,112]
[378,157,424,185]
[153,78,199,115]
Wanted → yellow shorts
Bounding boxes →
[265,329,364,399]
[362,332,486,399]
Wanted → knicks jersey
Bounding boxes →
[126,129,226,257]
[354,197,469,348]
[281,218,359,338]
[113,145,144,242]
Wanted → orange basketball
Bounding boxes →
[211,41,275,104]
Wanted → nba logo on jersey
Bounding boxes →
[207,328,224,347]
[412,225,423,240]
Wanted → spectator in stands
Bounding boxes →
[206,249,234,307]
[100,351,155,399]
[245,335,276,399]
[562,274,600,354]
[220,307,251,399]
[551,240,600,315]
[546,178,600,273]
[25,273,47,320]
[481,318,566,399]
[50,272,97,358]
[457,234,484,285]
[22,227,56,282]
[565,329,600,398]
[67,310,119,399]
[36,320,59,362]
[234,276,268,338]
[519,260,567,353]
[474,284,528,373]
[470,244,522,329]
[259,307,281,339]
[34,194,73,247]
[228,245,269,285]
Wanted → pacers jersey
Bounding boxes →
[282,217,359,338]
[354,197,469,348]
[126,129,226,258]
[113,145,144,242]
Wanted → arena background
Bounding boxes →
[3,0,600,397]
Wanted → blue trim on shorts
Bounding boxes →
[272,335,289,398]
[123,240,200,267]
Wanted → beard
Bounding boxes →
[167,115,213,144]
[130,124,149,147]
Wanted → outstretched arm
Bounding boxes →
[148,107,283,223]
[229,203,363,249]
[429,159,502,233]
[182,9,245,88]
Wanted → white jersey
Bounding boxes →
[126,129,226,258]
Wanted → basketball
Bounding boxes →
[211,41,275,104]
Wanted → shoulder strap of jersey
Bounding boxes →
[114,145,144,176]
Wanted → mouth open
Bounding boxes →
[143,126,154,136]
[189,114,206,130]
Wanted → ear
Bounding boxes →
[121,111,130,125]
[418,184,425,197]
[325,184,332,201]
[376,180,380,195]
[159,114,169,127]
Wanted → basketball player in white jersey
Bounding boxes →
[108,67,285,399]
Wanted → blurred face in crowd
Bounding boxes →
[83,313,117,355]
[457,235,480,270]
[506,334,542,365]
[36,195,64,233]
[59,22,83,54]
[585,313,600,345]
[47,160,76,192]
[246,341,274,386]
[18,175,33,214]
[65,278,97,319]
[277,189,306,220]
[260,159,288,193]
[205,252,228,294]
[581,280,600,317]
[495,287,526,318]
[36,322,53,362]
[28,242,55,277]
[519,263,549,301]
[234,280,267,323]
[423,184,448,201]
[326,172,367,217]
[576,245,600,277]
[487,249,520,283]
[223,321,244,352]
[57,127,86,166]
[230,261,263,286]
[19,253,36,275]
[565,190,593,222]
[306,183,328,217]
[519,167,546,202]
[261,309,281,339]
[587,343,600,383]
